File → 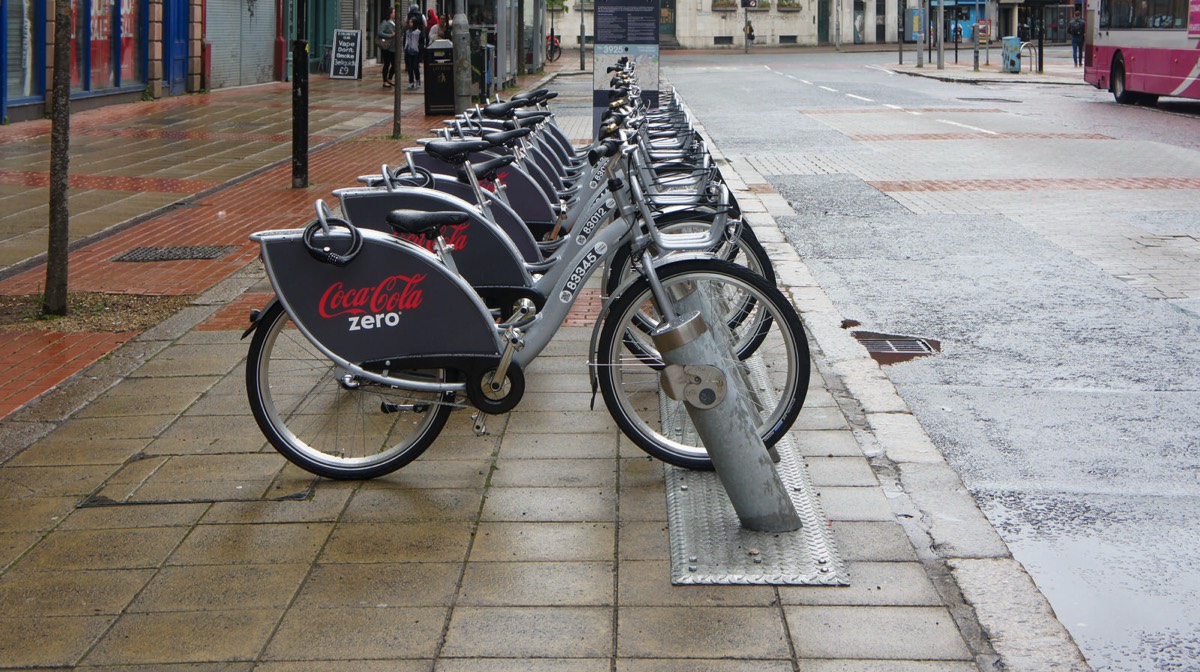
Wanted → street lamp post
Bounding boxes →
[580,0,586,70]
[453,0,471,112]
[916,0,924,67]
[973,0,979,71]
[292,0,309,188]
[936,0,944,68]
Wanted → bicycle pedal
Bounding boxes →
[472,411,489,436]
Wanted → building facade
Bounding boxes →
[1,0,1074,121]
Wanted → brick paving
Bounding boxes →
[0,67,514,421]
[0,170,223,193]
[0,331,138,420]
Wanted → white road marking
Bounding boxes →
[819,85,838,92]
[937,119,999,134]
[846,94,874,102]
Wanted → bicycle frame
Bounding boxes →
[251,144,727,403]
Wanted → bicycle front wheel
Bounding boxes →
[595,259,809,470]
[246,301,454,480]
[547,43,562,62]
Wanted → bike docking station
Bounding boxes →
[655,283,847,586]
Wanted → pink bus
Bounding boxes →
[1084,0,1200,104]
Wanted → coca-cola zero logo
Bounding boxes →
[396,222,470,253]
[318,273,427,332]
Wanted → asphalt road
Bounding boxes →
[663,48,1200,672]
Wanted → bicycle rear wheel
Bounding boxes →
[595,259,809,470]
[246,301,453,480]
[547,42,562,62]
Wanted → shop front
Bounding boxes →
[3,0,150,122]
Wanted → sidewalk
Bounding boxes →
[0,54,1087,671]
[0,61,572,430]
[888,44,1091,86]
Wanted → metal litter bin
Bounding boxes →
[1002,36,1021,73]
[424,39,454,115]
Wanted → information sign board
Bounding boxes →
[592,0,661,138]
[330,30,362,80]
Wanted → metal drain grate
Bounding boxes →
[853,331,940,365]
[112,245,238,262]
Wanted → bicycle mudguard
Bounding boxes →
[333,186,532,291]
[253,228,501,364]
[409,151,556,231]
[408,176,539,263]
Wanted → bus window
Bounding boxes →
[1108,0,1133,28]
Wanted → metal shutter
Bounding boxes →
[207,0,242,89]
[208,0,276,88]
[242,0,277,84]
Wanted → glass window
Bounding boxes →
[90,0,115,88]
[119,0,141,83]
[5,0,41,98]
[1104,0,1187,27]
[72,0,86,89]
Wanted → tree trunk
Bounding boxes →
[43,0,72,316]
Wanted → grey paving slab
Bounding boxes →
[129,563,308,612]
[340,487,486,523]
[618,662,793,672]
[457,561,615,606]
[85,609,280,665]
[263,605,447,660]
[441,606,613,658]
[0,568,154,617]
[438,661,610,672]
[470,522,615,562]
[618,606,791,659]
[785,606,973,660]
[167,522,332,566]
[18,527,189,571]
[293,562,463,608]
[481,486,618,522]
[0,615,116,667]
[318,522,473,563]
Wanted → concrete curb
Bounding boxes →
[678,93,1092,671]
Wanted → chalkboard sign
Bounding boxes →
[330,29,362,80]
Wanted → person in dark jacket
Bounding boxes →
[378,7,396,87]
[1067,12,1085,67]
[407,3,426,31]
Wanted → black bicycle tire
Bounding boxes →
[246,301,453,480]
[595,259,809,470]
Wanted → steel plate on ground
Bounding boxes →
[662,356,849,585]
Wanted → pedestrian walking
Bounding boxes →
[407,3,426,31]
[745,21,755,46]
[378,6,397,87]
[427,9,441,41]
[1067,12,1085,67]
[404,17,424,89]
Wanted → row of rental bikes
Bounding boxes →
[243,59,811,480]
